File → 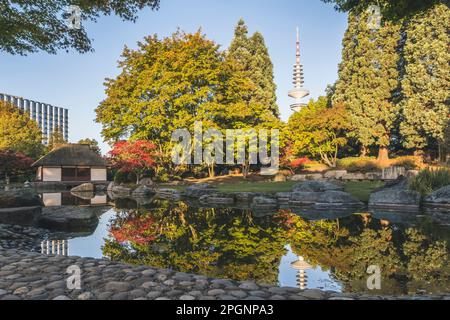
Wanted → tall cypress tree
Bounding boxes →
[399,3,450,157]
[333,10,402,160]
[227,19,280,118]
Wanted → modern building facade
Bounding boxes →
[0,92,69,144]
[288,28,310,112]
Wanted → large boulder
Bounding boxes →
[290,191,363,208]
[424,185,450,210]
[324,170,348,180]
[38,206,104,231]
[0,206,42,226]
[0,189,43,209]
[369,179,420,211]
[132,185,155,198]
[293,181,344,193]
[184,184,217,198]
[71,183,94,193]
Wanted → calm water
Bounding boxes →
[43,194,450,296]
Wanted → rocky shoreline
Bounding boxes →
[0,248,448,301]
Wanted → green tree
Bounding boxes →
[333,10,402,160]
[0,101,44,158]
[78,138,101,155]
[321,0,442,19]
[227,19,280,118]
[288,97,351,167]
[96,31,224,153]
[47,125,67,151]
[399,3,450,156]
[0,0,160,55]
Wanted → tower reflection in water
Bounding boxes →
[41,239,69,256]
[291,256,312,290]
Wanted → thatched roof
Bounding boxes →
[32,144,107,167]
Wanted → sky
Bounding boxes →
[0,0,348,154]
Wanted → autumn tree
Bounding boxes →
[109,140,156,184]
[333,10,401,160]
[0,101,44,158]
[0,0,160,55]
[288,97,351,167]
[399,3,450,158]
[0,150,34,182]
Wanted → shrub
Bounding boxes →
[409,168,450,196]
[391,156,422,170]
[337,157,381,173]
[114,170,137,184]
[289,158,310,173]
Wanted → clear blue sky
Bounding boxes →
[0,0,347,154]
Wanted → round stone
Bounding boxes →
[53,295,71,300]
[77,292,94,300]
[180,295,195,300]
[239,282,260,291]
[105,281,132,292]
[207,289,226,296]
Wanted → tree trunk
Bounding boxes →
[360,146,368,157]
[242,162,250,179]
[377,147,389,162]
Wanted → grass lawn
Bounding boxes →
[343,181,385,203]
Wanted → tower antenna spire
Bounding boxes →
[289,27,309,112]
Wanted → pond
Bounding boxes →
[38,193,450,296]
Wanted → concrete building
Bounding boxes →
[0,92,69,144]
[32,144,108,184]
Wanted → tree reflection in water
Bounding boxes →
[102,200,450,295]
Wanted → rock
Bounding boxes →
[111,185,132,197]
[155,189,182,201]
[251,196,278,209]
[207,289,226,296]
[369,180,421,211]
[77,292,94,300]
[0,206,42,226]
[38,206,102,231]
[300,289,326,299]
[139,178,155,188]
[239,282,260,291]
[324,170,347,180]
[105,281,132,292]
[365,172,382,180]
[342,173,366,181]
[289,174,307,182]
[71,183,94,193]
[424,185,450,209]
[184,184,217,198]
[290,191,363,207]
[276,192,291,203]
[53,295,71,300]
[382,166,406,180]
[180,295,196,300]
[0,189,43,209]
[273,174,287,182]
[132,185,154,197]
[107,182,115,193]
[306,173,324,181]
[293,181,344,192]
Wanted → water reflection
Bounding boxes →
[28,193,450,295]
[40,192,108,207]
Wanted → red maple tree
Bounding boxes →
[110,215,156,245]
[0,150,34,182]
[109,140,156,184]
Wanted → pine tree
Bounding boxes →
[333,10,402,160]
[227,19,280,118]
[399,3,450,156]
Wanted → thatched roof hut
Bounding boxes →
[33,144,108,183]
